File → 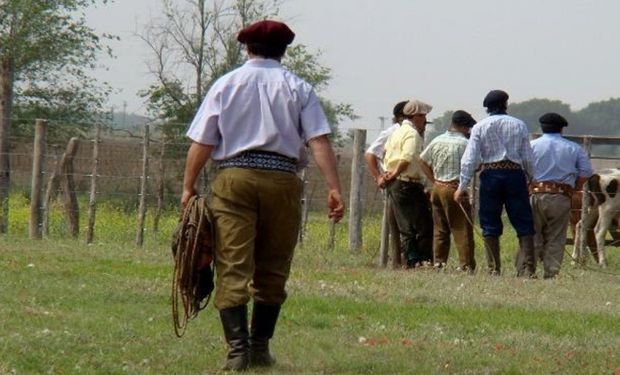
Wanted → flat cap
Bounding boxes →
[237,20,295,46]
[452,110,477,127]
[539,112,568,127]
[393,101,408,117]
[483,89,509,108]
[403,100,433,116]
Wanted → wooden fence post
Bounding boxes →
[378,191,389,267]
[29,119,47,239]
[577,136,593,261]
[86,123,101,244]
[348,129,366,253]
[136,124,150,247]
[153,139,166,233]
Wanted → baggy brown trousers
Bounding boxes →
[430,184,476,270]
[209,168,302,309]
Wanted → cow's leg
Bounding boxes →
[594,207,613,267]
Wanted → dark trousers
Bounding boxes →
[478,169,535,237]
[387,180,433,265]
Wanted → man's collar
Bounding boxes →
[245,58,282,68]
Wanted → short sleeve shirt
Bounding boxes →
[420,131,468,182]
[384,120,424,180]
[186,58,331,161]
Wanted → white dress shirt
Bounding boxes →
[459,114,534,190]
[186,58,331,161]
[366,124,399,159]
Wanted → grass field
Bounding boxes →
[0,205,619,374]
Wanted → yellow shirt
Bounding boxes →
[384,120,424,180]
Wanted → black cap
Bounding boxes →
[393,101,408,117]
[483,90,509,108]
[452,110,477,128]
[539,112,568,128]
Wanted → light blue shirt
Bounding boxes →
[530,133,593,187]
[187,58,331,161]
[459,114,534,190]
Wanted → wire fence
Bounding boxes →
[2,120,620,261]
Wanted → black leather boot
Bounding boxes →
[249,303,281,367]
[219,305,249,371]
[484,236,501,275]
[516,235,537,278]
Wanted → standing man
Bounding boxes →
[365,101,407,266]
[182,20,345,371]
[420,110,477,272]
[365,101,407,187]
[454,90,536,277]
[384,99,434,268]
[527,113,593,279]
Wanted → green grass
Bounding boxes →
[0,206,619,374]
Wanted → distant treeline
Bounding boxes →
[431,97,620,137]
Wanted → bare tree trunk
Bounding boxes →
[61,138,80,238]
[0,59,15,234]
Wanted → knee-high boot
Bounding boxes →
[219,305,249,371]
[484,236,501,275]
[249,303,281,367]
[516,235,537,278]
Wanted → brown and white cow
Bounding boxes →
[571,169,620,267]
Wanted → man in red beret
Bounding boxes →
[182,20,345,371]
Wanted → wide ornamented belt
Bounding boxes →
[397,175,422,183]
[434,179,459,189]
[481,160,522,170]
[529,181,573,197]
[216,150,297,174]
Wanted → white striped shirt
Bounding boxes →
[459,114,534,190]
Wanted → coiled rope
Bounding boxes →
[171,195,214,337]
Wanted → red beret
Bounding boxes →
[237,20,295,46]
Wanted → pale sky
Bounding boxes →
[86,0,620,135]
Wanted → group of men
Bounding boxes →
[366,90,593,280]
[180,18,594,371]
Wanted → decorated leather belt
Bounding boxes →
[481,160,522,170]
[434,180,459,189]
[397,176,422,183]
[529,181,573,197]
[217,150,297,174]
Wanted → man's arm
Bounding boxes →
[308,135,345,222]
[364,153,384,185]
[181,142,214,206]
[455,127,480,202]
[419,159,434,183]
[575,147,594,191]
[384,160,410,183]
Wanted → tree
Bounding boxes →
[140,0,355,148]
[509,99,574,133]
[0,0,114,232]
